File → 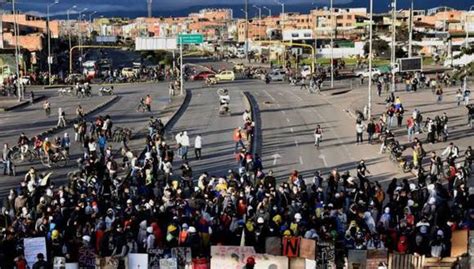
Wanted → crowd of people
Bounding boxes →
[0,68,473,269]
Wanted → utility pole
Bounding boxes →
[147,0,153,18]
[12,0,21,101]
[67,5,77,74]
[330,0,334,88]
[244,0,249,62]
[47,0,59,85]
[408,0,414,57]
[368,0,374,120]
[263,6,271,17]
[391,0,397,93]
[180,36,184,96]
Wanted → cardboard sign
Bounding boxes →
[24,237,48,267]
[78,247,96,268]
[305,259,316,269]
[171,247,192,268]
[128,253,149,269]
[211,253,288,269]
[282,237,301,258]
[148,248,169,269]
[316,241,335,268]
[265,237,282,255]
[299,238,316,260]
[210,245,255,256]
[96,257,120,269]
[451,230,468,257]
[347,250,367,269]
[289,257,305,269]
[65,263,78,269]
[160,258,178,269]
[367,249,387,268]
[53,257,66,269]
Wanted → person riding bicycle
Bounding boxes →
[33,136,43,156]
[137,98,146,112]
[42,137,58,167]
[17,133,30,160]
[219,89,230,114]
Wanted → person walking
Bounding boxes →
[314,125,323,148]
[1,143,15,176]
[42,101,51,117]
[145,94,152,112]
[435,86,443,103]
[180,131,190,160]
[456,89,463,106]
[367,120,376,144]
[194,134,202,160]
[356,121,365,145]
[57,107,66,128]
[463,87,471,105]
[76,105,84,119]
[61,132,71,157]
[406,116,415,143]
[233,127,246,152]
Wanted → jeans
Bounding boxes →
[356,132,363,143]
[407,127,414,142]
[181,146,188,160]
[368,132,374,144]
[235,140,245,152]
[195,148,201,159]
[1,160,15,175]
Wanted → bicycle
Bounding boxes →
[41,151,68,168]
[11,146,39,165]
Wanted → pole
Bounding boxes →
[408,0,414,57]
[368,0,374,120]
[245,0,249,62]
[330,0,334,88]
[12,0,21,101]
[391,0,397,93]
[180,36,184,96]
[47,4,51,85]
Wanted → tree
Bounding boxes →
[363,39,389,57]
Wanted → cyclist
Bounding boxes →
[42,137,58,167]
[33,135,43,156]
[137,98,146,112]
[17,132,30,161]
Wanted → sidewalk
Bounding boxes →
[0,95,46,112]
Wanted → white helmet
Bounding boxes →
[257,217,264,224]
[188,226,197,233]
[294,213,302,220]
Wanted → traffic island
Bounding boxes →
[0,95,46,112]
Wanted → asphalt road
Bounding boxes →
[0,82,173,197]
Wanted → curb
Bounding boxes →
[38,95,119,138]
[243,91,261,156]
[164,89,191,132]
[42,81,157,90]
[0,95,46,112]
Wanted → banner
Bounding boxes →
[96,256,120,269]
[265,237,282,255]
[347,250,367,269]
[299,238,316,260]
[128,253,149,269]
[24,237,48,267]
[282,237,301,257]
[78,247,96,268]
[211,253,288,269]
[316,241,335,268]
[305,259,316,269]
[148,248,169,269]
[451,230,468,257]
[210,245,255,256]
[53,257,66,269]
[160,258,178,269]
[289,257,305,269]
[367,249,387,269]
[65,263,78,269]
[171,247,192,268]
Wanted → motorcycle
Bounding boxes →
[217,88,231,116]
[99,86,114,96]
[205,77,218,86]
[58,87,73,96]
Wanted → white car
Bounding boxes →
[268,70,286,81]
[301,66,312,78]
[355,68,382,78]
[19,76,31,85]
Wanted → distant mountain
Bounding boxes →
[48,1,472,19]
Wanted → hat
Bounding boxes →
[420,226,428,234]
[82,235,91,242]
[246,257,256,265]
[182,223,189,229]
[147,227,153,233]
[257,217,264,224]
[294,213,302,220]
[437,230,444,237]
[51,230,59,240]
[167,225,177,233]
[188,226,196,233]
[428,197,436,205]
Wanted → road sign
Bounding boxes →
[178,34,204,45]
[398,57,423,72]
[47,56,53,64]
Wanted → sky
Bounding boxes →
[3,0,473,18]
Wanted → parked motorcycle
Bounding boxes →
[99,86,114,96]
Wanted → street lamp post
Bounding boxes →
[241,8,249,61]
[12,0,22,101]
[367,0,374,120]
[391,0,397,93]
[253,5,262,20]
[262,6,271,17]
[89,11,97,37]
[78,8,88,64]
[330,0,334,88]
[274,0,285,28]
[408,0,414,57]
[47,0,59,85]
[67,5,77,74]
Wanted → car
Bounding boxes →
[121,67,135,78]
[355,68,382,78]
[191,71,216,81]
[300,66,312,78]
[215,70,235,81]
[268,70,286,81]
[19,76,32,85]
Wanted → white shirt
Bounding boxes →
[175,133,182,144]
[181,134,190,147]
[195,136,202,149]
[356,123,365,133]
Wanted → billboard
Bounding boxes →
[96,36,117,43]
[398,57,422,72]
[135,37,177,51]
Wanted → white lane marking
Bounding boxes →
[319,154,328,167]
[295,140,299,147]
[299,156,304,165]
[263,89,276,102]
[290,128,294,133]
[281,111,286,115]
[278,92,284,96]
[286,118,290,123]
